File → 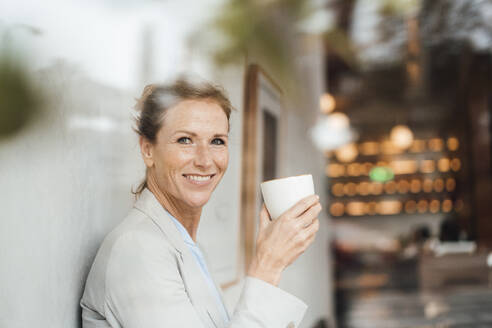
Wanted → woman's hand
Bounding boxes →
[247,194,322,286]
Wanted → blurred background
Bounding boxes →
[1,0,492,327]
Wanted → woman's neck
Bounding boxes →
[146,170,201,242]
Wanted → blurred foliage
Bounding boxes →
[209,0,316,84]
[0,47,42,139]
[380,0,421,17]
[194,0,359,90]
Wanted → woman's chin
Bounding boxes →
[185,193,212,209]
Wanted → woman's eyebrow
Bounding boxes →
[173,130,228,138]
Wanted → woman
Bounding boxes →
[80,79,322,328]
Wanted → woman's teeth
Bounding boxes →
[186,175,212,181]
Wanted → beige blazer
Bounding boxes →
[80,188,307,328]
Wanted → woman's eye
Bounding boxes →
[211,138,225,145]
[177,137,192,144]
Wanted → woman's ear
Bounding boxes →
[139,136,154,168]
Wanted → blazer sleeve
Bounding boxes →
[105,232,307,328]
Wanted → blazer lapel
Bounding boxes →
[133,188,227,328]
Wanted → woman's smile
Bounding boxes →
[182,173,216,186]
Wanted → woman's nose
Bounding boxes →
[194,144,213,168]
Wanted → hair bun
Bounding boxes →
[134,84,156,112]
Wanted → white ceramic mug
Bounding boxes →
[260,174,315,220]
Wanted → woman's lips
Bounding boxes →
[182,174,216,186]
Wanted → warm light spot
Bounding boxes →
[329,112,350,129]
[382,140,403,155]
[327,164,345,177]
[429,138,444,152]
[446,178,456,192]
[430,200,440,213]
[362,162,373,175]
[347,163,361,176]
[420,160,435,173]
[417,200,428,213]
[397,180,410,193]
[447,137,459,151]
[437,158,450,172]
[366,202,378,215]
[410,179,421,193]
[433,178,444,192]
[377,200,402,215]
[358,182,371,196]
[409,139,426,153]
[376,161,388,167]
[336,143,358,162]
[344,182,357,196]
[369,182,383,195]
[390,160,418,175]
[404,200,417,214]
[332,183,344,197]
[360,142,380,156]
[320,93,336,114]
[442,199,453,212]
[330,203,344,217]
[346,202,365,216]
[423,178,433,193]
[390,125,414,149]
[384,181,397,194]
[450,158,461,171]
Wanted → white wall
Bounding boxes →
[0,3,333,328]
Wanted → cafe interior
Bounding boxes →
[323,1,492,327]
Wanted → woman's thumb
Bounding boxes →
[259,203,272,231]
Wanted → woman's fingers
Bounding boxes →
[281,194,320,220]
[296,203,322,228]
[258,203,271,231]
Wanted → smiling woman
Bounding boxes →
[80,78,322,328]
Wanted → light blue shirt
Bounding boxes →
[168,213,230,324]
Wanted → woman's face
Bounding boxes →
[141,99,229,209]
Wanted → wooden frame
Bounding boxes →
[240,64,284,272]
